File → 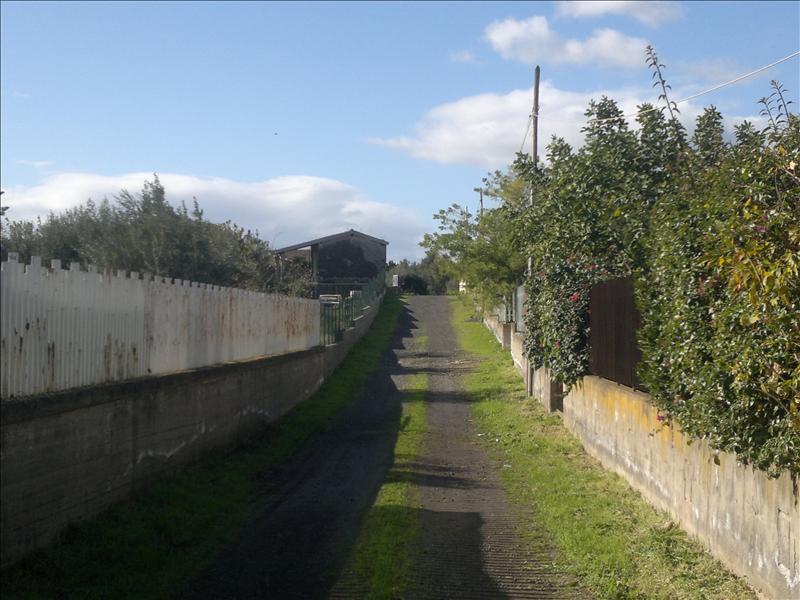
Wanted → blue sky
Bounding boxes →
[2,1,798,259]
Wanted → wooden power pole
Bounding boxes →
[526,65,540,396]
[473,187,484,216]
[532,65,540,172]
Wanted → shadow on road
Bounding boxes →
[179,301,419,599]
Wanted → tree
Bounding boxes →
[1,175,312,296]
[426,63,798,473]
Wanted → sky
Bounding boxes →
[2,1,798,260]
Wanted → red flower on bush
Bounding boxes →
[569,292,580,302]
[554,340,561,349]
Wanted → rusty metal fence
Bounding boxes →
[588,277,644,390]
[1,254,321,399]
[320,270,384,345]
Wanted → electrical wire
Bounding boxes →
[675,50,799,104]
[519,113,532,154]
[585,50,800,125]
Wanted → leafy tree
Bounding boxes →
[1,175,311,296]
[387,254,452,295]
[425,52,798,474]
[421,190,526,310]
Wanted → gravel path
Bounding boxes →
[181,296,573,599]
[401,296,573,599]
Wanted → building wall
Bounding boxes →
[317,236,386,282]
[1,296,382,567]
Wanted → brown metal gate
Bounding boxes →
[588,277,644,390]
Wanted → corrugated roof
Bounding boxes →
[273,229,389,254]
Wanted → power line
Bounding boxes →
[519,113,532,154]
[675,50,799,104]
[586,50,800,125]
[518,109,543,154]
[516,50,798,156]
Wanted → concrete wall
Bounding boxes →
[486,319,798,598]
[508,333,563,412]
[1,296,383,567]
[509,331,526,377]
[483,314,511,349]
[1,255,320,399]
[531,366,564,412]
[563,377,799,599]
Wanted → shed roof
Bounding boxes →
[273,229,389,254]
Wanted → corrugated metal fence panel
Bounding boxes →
[588,277,644,390]
[1,256,321,399]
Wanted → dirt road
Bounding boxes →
[399,297,572,599]
[182,296,571,599]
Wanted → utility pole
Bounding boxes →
[526,65,540,396]
[532,65,540,173]
[473,187,484,216]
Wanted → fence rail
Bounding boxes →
[320,271,384,345]
[1,255,321,399]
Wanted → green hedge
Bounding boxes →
[637,113,799,475]
[515,95,798,475]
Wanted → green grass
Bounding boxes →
[1,293,405,600]
[450,297,756,600]
[345,328,429,599]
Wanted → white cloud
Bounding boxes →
[15,160,55,169]
[12,90,30,98]
[677,58,761,86]
[371,81,645,167]
[371,81,762,169]
[484,16,648,68]
[722,113,769,137]
[450,50,478,64]
[555,1,683,27]
[1,173,426,260]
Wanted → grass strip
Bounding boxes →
[2,293,404,600]
[345,328,428,599]
[450,297,755,600]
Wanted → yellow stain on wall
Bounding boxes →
[563,375,799,599]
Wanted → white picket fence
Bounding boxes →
[0,254,320,399]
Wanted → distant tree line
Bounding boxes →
[0,175,312,297]
[387,255,454,295]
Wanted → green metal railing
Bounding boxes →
[320,270,385,345]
